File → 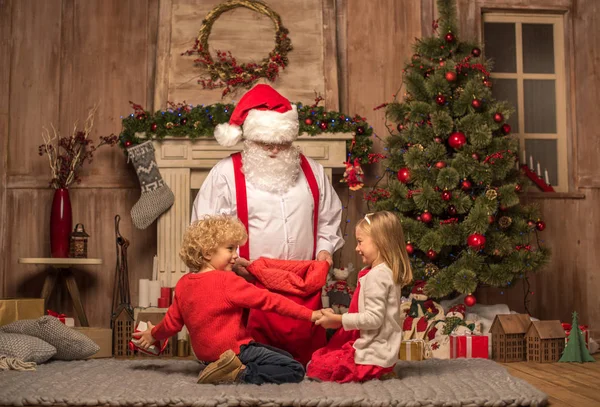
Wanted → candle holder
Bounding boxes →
[69,223,90,258]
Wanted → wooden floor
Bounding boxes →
[501,354,600,406]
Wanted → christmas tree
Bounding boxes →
[558,312,595,363]
[373,0,550,298]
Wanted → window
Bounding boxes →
[483,14,568,192]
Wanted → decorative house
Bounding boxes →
[526,320,566,363]
[490,314,531,362]
[112,305,135,358]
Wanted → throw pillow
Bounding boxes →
[0,332,57,363]
[0,316,99,360]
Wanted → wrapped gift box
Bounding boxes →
[0,298,45,326]
[47,310,75,327]
[562,322,589,349]
[74,327,113,358]
[399,339,425,361]
[450,334,489,359]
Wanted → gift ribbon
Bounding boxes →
[451,333,474,358]
[47,309,66,322]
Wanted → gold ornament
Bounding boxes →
[485,189,498,200]
[193,121,201,129]
[424,263,439,277]
[498,216,512,229]
[165,122,174,129]
[413,144,424,151]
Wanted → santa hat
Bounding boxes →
[447,304,466,319]
[213,84,299,147]
[411,280,427,296]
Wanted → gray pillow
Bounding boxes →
[0,316,99,360]
[0,332,57,363]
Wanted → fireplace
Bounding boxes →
[153,134,353,286]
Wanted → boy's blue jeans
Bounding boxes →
[238,342,305,384]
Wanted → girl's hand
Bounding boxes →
[131,321,155,349]
[315,309,343,329]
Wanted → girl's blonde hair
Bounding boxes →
[356,211,413,286]
[179,215,248,271]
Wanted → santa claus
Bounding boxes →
[191,84,344,364]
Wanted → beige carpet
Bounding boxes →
[0,357,547,406]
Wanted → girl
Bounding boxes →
[133,215,323,385]
[307,211,413,382]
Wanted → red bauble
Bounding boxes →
[471,153,480,161]
[488,215,496,224]
[305,118,313,125]
[471,47,481,57]
[471,99,482,110]
[180,118,188,126]
[447,205,457,216]
[397,123,405,132]
[464,294,477,307]
[445,71,457,82]
[397,167,411,183]
[435,94,446,105]
[435,161,447,169]
[434,137,443,143]
[467,233,486,250]
[406,243,415,255]
[501,123,511,134]
[461,179,472,191]
[515,184,522,193]
[124,141,132,147]
[444,32,455,43]
[535,220,546,231]
[448,131,467,149]
[356,126,365,135]
[427,249,437,260]
[493,112,504,123]
[150,123,158,132]
[136,114,146,121]
[319,122,328,130]
[441,191,452,201]
[483,79,492,88]
[421,211,433,223]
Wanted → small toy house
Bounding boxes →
[490,314,531,362]
[112,305,135,358]
[526,320,566,363]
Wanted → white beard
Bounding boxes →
[242,141,301,194]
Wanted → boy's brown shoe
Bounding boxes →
[197,350,245,384]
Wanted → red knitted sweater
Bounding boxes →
[150,270,313,362]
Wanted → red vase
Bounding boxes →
[50,188,72,258]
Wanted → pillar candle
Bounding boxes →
[529,155,534,170]
[521,149,526,165]
[537,162,541,176]
[544,169,550,185]
[148,280,161,307]
[138,279,150,308]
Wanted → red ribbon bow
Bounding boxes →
[47,309,66,322]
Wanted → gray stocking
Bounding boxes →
[127,141,174,229]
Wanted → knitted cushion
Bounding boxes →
[0,316,99,360]
[0,332,57,363]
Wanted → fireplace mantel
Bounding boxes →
[153,133,353,286]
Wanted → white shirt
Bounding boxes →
[342,263,402,368]
[191,156,344,261]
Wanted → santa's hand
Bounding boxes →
[315,309,342,329]
[233,258,255,281]
[310,310,323,322]
[316,250,333,267]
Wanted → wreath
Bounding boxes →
[119,98,385,190]
[182,0,293,97]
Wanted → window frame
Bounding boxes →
[482,13,569,192]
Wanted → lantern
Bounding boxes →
[69,223,89,258]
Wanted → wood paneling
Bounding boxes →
[0,0,11,297]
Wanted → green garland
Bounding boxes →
[120,101,376,165]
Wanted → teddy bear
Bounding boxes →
[400,280,444,340]
[324,265,355,314]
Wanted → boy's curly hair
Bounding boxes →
[179,215,248,271]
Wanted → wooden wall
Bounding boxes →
[1,0,598,337]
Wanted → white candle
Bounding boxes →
[529,155,534,170]
[149,280,161,307]
[537,162,541,176]
[545,169,550,185]
[138,279,150,308]
[521,150,526,165]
